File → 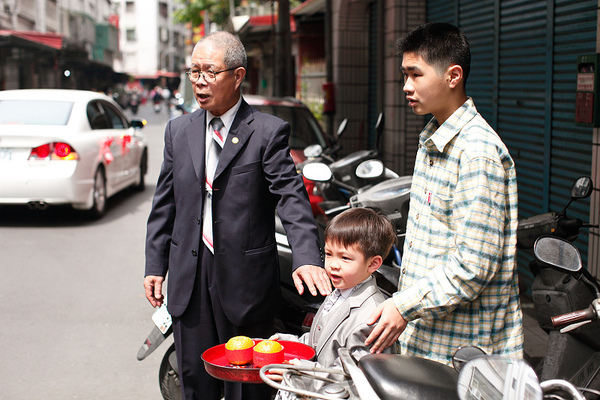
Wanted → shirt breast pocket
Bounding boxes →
[428,193,454,248]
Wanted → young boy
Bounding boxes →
[365,22,524,365]
[272,207,397,397]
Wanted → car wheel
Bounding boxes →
[159,344,182,400]
[87,167,107,219]
[132,150,147,192]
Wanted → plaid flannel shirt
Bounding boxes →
[394,98,524,365]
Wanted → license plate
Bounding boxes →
[0,149,12,161]
[152,304,172,334]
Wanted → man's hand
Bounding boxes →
[292,265,332,297]
[144,275,165,307]
[365,298,407,353]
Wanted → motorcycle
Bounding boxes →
[531,235,600,399]
[516,176,600,390]
[300,113,399,213]
[260,344,587,400]
[128,92,140,115]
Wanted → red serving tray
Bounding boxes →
[202,340,315,383]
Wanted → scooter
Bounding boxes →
[517,176,600,389]
[301,113,399,212]
[260,344,587,399]
[532,235,600,399]
[129,93,140,115]
[528,234,600,395]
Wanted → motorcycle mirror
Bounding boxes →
[451,346,486,372]
[375,113,384,133]
[457,357,542,400]
[571,176,593,199]
[533,236,583,273]
[355,160,384,179]
[336,118,348,139]
[302,162,333,182]
[303,144,323,158]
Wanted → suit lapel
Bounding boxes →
[314,278,379,357]
[214,100,254,180]
[184,110,207,183]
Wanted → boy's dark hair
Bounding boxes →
[325,208,396,260]
[398,22,471,87]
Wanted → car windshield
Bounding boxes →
[253,104,327,150]
[0,100,74,125]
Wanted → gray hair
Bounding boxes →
[196,31,248,69]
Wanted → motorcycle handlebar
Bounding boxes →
[558,218,584,236]
[551,305,596,329]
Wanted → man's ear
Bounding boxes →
[447,64,464,89]
[367,255,383,273]
[234,67,246,88]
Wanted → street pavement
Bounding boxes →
[0,102,171,399]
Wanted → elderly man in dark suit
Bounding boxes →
[143,31,331,400]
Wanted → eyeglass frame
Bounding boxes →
[186,67,240,83]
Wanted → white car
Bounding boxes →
[0,89,148,218]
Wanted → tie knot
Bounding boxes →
[210,117,224,132]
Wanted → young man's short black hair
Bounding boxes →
[398,22,471,87]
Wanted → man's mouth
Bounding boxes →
[407,97,417,107]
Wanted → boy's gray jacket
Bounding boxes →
[306,275,389,366]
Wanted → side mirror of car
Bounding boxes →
[131,119,146,129]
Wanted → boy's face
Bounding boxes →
[324,241,379,290]
[401,52,454,122]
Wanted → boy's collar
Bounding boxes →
[338,275,373,298]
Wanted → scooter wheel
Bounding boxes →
[159,343,182,400]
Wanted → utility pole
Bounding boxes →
[275,0,294,97]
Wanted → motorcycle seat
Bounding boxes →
[359,354,459,400]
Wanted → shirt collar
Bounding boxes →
[205,95,243,135]
[420,97,477,153]
[338,275,373,300]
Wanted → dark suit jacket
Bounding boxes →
[145,99,323,325]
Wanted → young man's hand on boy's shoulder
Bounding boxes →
[364,298,407,353]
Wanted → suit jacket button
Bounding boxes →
[196,217,201,225]
[191,250,197,257]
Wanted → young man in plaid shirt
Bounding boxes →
[365,22,524,365]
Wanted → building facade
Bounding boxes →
[0,0,121,91]
[114,0,187,91]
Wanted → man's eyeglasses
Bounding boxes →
[186,67,238,83]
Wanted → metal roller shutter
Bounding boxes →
[425,0,596,290]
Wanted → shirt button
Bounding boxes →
[429,159,434,166]
[402,269,406,274]
[409,241,413,248]
[416,213,419,220]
